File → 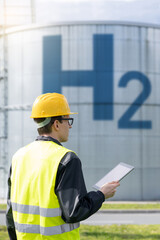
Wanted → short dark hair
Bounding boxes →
[34,116,63,135]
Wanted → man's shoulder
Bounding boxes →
[12,141,34,159]
[60,151,80,166]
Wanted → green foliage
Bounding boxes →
[0,226,9,240]
[80,225,160,240]
[101,203,160,210]
[0,204,6,210]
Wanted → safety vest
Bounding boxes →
[11,140,80,240]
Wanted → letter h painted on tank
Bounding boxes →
[43,35,114,121]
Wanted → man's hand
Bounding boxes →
[100,181,120,199]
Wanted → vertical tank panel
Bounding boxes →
[7,30,42,170]
[5,23,160,200]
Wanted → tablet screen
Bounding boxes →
[93,162,134,190]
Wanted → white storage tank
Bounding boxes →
[1,21,160,200]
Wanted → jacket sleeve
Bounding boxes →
[6,166,17,240]
[55,152,105,223]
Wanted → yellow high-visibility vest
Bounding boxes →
[11,140,80,240]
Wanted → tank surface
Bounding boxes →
[1,21,160,200]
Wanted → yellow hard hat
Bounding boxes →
[30,93,77,118]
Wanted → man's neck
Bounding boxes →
[36,135,62,146]
[41,133,60,142]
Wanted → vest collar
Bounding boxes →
[35,136,62,146]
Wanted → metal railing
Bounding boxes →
[0,166,7,199]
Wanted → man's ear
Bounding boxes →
[52,120,59,131]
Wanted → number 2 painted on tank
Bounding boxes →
[118,71,152,129]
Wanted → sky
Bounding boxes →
[1,0,160,26]
[35,0,160,25]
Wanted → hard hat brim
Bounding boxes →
[30,112,78,118]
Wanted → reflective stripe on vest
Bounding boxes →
[15,221,80,236]
[12,202,61,217]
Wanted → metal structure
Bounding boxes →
[1,21,160,200]
[0,0,8,198]
[30,0,36,24]
[0,0,36,27]
[0,0,36,198]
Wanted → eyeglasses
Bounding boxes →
[61,118,74,126]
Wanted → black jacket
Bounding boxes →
[6,136,105,240]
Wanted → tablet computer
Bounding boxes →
[93,162,134,190]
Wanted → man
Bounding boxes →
[6,92,120,240]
